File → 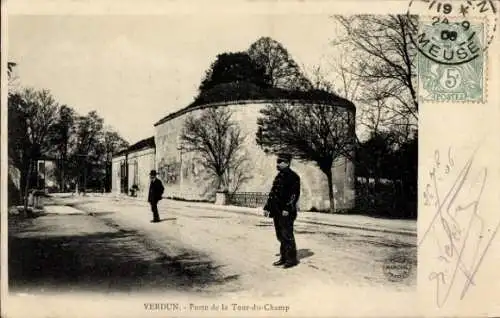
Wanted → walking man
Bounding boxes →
[148,170,164,223]
[263,153,301,268]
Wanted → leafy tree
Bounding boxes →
[102,129,129,162]
[180,107,251,194]
[248,37,312,90]
[8,88,60,211]
[354,131,417,218]
[391,136,418,215]
[256,101,355,212]
[8,92,29,203]
[356,131,398,182]
[46,105,76,190]
[37,106,128,193]
[99,129,129,192]
[67,111,105,193]
[199,52,270,91]
[7,63,128,197]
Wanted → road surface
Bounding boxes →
[8,195,418,318]
[9,195,416,297]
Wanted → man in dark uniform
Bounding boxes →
[148,170,164,223]
[263,153,301,268]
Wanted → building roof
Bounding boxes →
[154,81,356,127]
[113,136,155,158]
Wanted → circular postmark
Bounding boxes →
[382,251,414,282]
[406,0,497,65]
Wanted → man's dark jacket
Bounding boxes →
[264,168,301,218]
[148,178,164,203]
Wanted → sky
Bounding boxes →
[8,14,343,143]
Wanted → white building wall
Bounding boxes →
[111,154,126,194]
[127,148,156,198]
[154,101,355,212]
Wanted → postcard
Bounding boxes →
[1,0,499,317]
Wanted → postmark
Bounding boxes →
[407,0,497,54]
[382,250,414,282]
[406,0,497,103]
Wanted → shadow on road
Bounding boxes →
[8,215,240,294]
[149,217,177,223]
[160,217,177,222]
[297,248,314,260]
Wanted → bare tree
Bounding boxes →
[256,102,355,212]
[307,62,407,194]
[306,63,365,140]
[248,37,312,90]
[357,81,395,134]
[306,65,336,93]
[221,154,252,194]
[180,107,251,194]
[305,52,362,102]
[332,15,418,135]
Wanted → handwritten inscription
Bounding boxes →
[421,144,500,307]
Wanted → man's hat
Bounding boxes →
[277,153,292,162]
[149,170,157,176]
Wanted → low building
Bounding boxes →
[8,157,59,205]
[111,137,155,198]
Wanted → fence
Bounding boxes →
[227,192,269,208]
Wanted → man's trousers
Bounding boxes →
[273,214,297,263]
[150,201,160,221]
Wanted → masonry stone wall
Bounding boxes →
[112,154,125,194]
[154,101,355,212]
[111,148,155,198]
[127,148,156,198]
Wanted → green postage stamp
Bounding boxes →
[417,19,487,103]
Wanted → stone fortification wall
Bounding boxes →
[154,101,355,211]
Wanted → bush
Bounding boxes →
[354,181,416,219]
[129,185,139,197]
[189,82,353,109]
